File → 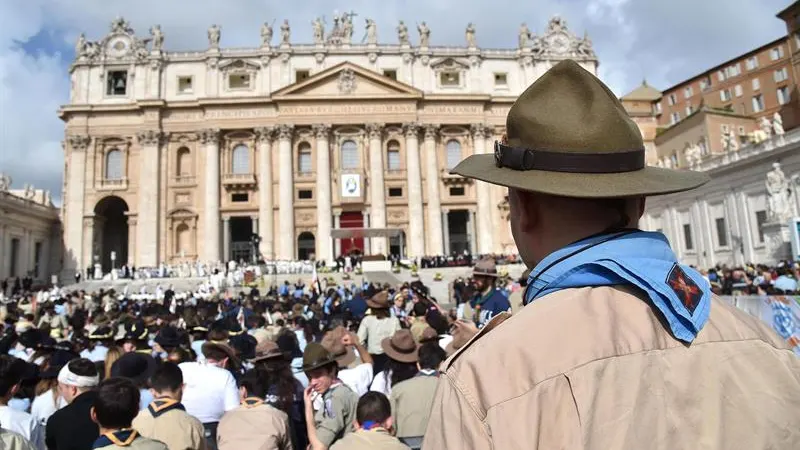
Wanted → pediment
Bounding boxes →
[430,57,469,70]
[219,59,260,72]
[272,62,422,100]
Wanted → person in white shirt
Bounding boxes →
[357,291,401,375]
[321,327,374,396]
[0,356,45,450]
[29,350,75,426]
[79,327,112,362]
[179,342,239,449]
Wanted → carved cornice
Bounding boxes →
[277,124,295,141]
[366,123,384,140]
[198,129,220,145]
[67,135,92,151]
[424,124,440,140]
[254,126,276,144]
[136,130,165,146]
[403,123,420,138]
[312,124,331,139]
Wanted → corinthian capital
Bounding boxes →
[67,135,92,151]
[199,129,220,145]
[277,124,295,141]
[312,124,331,139]
[424,124,440,140]
[365,123,384,140]
[403,122,420,138]
[136,130,165,146]
[471,123,493,139]
[254,126,276,144]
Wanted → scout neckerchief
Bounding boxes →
[524,230,711,343]
[92,429,138,449]
[416,369,438,377]
[242,397,265,408]
[359,421,389,432]
[148,396,186,418]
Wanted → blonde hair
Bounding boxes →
[104,346,123,380]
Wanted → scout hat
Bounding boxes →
[419,326,440,344]
[472,258,499,278]
[452,59,709,198]
[250,340,284,363]
[381,329,419,363]
[301,342,338,372]
[320,326,356,368]
[110,352,157,385]
[366,291,390,309]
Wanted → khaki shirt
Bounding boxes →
[357,316,401,355]
[424,287,800,449]
[0,429,35,450]
[330,428,409,450]
[133,399,207,450]
[389,373,438,438]
[94,433,167,450]
[217,401,292,450]
[314,384,359,447]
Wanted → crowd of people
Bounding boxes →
[699,261,800,295]
[0,255,517,450]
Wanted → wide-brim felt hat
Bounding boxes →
[320,326,356,367]
[250,340,284,363]
[154,326,182,349]
[381,329,419,363]
[302,342,338,372]
[110,352,157,385]
[473,258,499,278]
[201,341,240,365]
[451,59,709,198]
[89,326,114,341]
[117,320,149,343]
[366,291,390,309]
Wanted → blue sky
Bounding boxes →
[0,0,790,203]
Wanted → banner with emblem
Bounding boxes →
[723,295,800,355]
[341,174,361,198]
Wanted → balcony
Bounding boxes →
[385,168,407,180]
[294,170,316,181]
[172,175,197,186]
[441,168,471,184]
[222,172,256,189]
[97,177,128,191]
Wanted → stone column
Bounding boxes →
[424,125,443,255]
[313,124,333,264]
[736,192,755,262]
[200,129,221,263]
[442,209,451,255]
[222,217,230,262]
[366,123,387,255]
[468,210,477,255]
[126,215,137,268]
[404,123,425,257]
[136,130,164,267]
[0,225,6,279]
[334,213,342,257]
[277,125,295,260]
[65,135,90,272]
[472,124,493,255]
[255,127,275,259]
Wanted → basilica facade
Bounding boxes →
[60,15,597,272]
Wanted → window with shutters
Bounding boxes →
[106,149,123,180]
[231,144,250,174]
[446,140,462,170]
[745,56,759,70]
[778,86,791,105]
[386,140,401,171]
[734,84,743,97]
[751,94,765,113]
[340,140,359,169]
[770,46,784,60]
[752,77,760,90]
[298,142,312,173]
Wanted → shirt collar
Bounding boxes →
[92,429,138,449]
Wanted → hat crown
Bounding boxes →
[389,330,417,353]
[507,59,643,154]
[302,343,335,369]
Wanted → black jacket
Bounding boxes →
[46,390,99,450]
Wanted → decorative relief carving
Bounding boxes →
[199,129,220,145]
[68,135,92,151]
[403,123,420,138]
[277,124,295,140]
[254,126,276,143]
[366,123,383,140]
[173,133,198,143]
[136,130,164,146]
[312,124,331,139]
[424,124,440,140]
[337,68,357,94]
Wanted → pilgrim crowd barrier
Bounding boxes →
[721,295,800,355]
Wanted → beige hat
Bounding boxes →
[250,340,284,363]
[320,326,356,368]
[381,329,419,363]
[473,258,499,278]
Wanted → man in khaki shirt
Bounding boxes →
[424,60,800,449]
[133,362,207,450]
[330,392,408,450]
[389,342,446,439]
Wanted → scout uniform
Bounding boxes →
[216,397,292,450]
[389,370,438,438]
[91,429,166,450]
[329,428,410,450]
[302,344,359,448]
[423,60,800,449]
[133,397,207,450]
[468,259,511,328]
[0,428,35,450]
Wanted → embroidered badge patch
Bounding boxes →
[666,264,702,314]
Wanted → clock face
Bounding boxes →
[106,37,131,57]
[548,33,570,53]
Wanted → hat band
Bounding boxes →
[494,141,644,173]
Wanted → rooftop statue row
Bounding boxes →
[73,14,595,62]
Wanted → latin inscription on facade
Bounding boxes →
[205,108,276,120]
[423,104,484,115]
[279,103,416,116]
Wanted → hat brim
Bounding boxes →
[366,300,389,309]
[380,337,419,363]
[472,271,499,278]
[301,356,338,372]
[250,350,285,364]
[452,154,710,198]
[333,347,357,368]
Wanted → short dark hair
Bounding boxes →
[149,362,183,393]
[356,392,392,425]
[238,370,267,398]
[68,358,99,378]
[202,345,230,362]
[93,378,140,429]
[418,342,446,371]
[413,302,428,317]
[0,356,24,396]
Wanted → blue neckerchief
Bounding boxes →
[93,429,138,449]
[525,231,711,343]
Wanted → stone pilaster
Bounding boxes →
[200,129,221,263]
[255,127,275,259]
[222,217,230,262]
[136,130,164,267]
[65,135,91,272]
[366,123,387,255]
[472,124,493,255]
[313,124,333,263]
[424,125,443,255]
[404,123,425,257]
[277,124,295,260]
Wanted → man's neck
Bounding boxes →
[480,285,493,297]
[98,426,129,436]
[154,391,179,401]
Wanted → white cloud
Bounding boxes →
[0,0,791,203]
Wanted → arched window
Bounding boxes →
[386,140,401,171]
[298,142,312,173]
[231,144,250,174]
[175,223,191,256]
[341,140,358,170]
[106,148,123,180]
[176,147,191,176]
[446,140,462,170]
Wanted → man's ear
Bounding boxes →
[90,406,98,425]
[513,189,538,233]
[383,416,394,431]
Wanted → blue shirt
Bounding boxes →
[470,289,511,327]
